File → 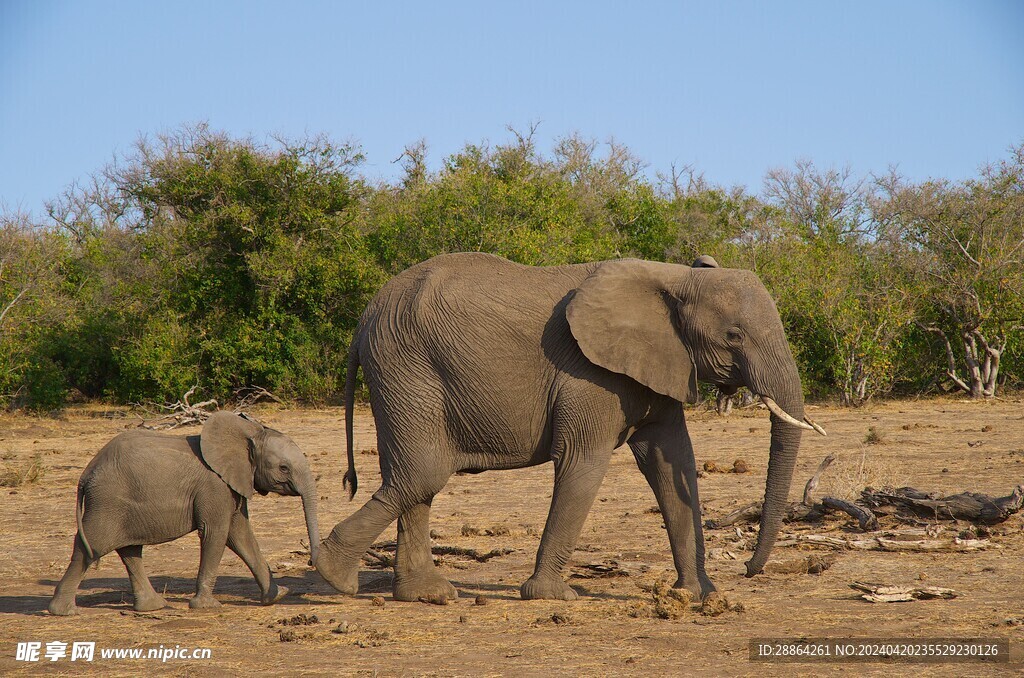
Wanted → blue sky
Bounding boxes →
[1,1,1022,216]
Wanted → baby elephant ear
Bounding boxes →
[200,412,262,499]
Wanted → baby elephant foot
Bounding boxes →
[48,599,79,616]
[188,594,222,610]
[133,594,168,612]
[393,573,459,605]
[520,575,579,601]
[261,584,289,606]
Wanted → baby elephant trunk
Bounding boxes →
[294,471,320,566]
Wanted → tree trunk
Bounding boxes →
[919,324,1005,399]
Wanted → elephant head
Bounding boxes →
[200,412,320,565]
[567,258,824,577]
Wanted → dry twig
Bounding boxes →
[138,386,218,430]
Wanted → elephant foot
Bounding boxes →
[315,539,360,595]
[188,594,222,610]
[48,599,79,616]
[673,575,717,601]
[520,575,579,601]
[393,572,459,605]
[133,594,169,612]
[261,584,289,606]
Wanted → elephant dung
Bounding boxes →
[628,580,695,620]
[702,459,750,474]
[699,592,735,617]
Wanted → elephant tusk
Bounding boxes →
[803,416,827,437]
[759,395,818,433]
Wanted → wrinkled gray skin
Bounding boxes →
[316,252,806,603]
[48,412,319,615]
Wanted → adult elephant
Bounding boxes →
[316,253,824,603]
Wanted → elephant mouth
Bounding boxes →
[758,395,827,436]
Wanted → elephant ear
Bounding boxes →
[200,411,262,499]
[567,259,698,404]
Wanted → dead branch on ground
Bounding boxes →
[706,453,879,531]
[774,534,996,552]
[233,386,284,410]
[860,485,1024,525]
[850,581,958,603]
[138,386,218,430]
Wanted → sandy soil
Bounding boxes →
[1,398,1022,676]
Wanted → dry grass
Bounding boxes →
[820,447,910,500]
[2,398,1024,674]
[863,425,886,445]
[0,453,44,487]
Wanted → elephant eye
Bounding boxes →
[726,328,743,345]
[279,464,290,474]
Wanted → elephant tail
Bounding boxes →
[75,483,95,562]
[342,338,359,501]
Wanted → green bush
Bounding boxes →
[2,127,1022,409]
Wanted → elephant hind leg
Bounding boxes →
[48,536,92,616]
[318,470,451,596]
[393,500,458,604]
[116,545,168,612]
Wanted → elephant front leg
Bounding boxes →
[116,545,168,612]
[394,501,458,604]
[629,416,716,599]
[227,509,287,605]
[521,445,613,601]
[190,523,229,610]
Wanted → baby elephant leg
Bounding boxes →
[227,508,287,605]
[116,545,168,612]
[48,537,91,616]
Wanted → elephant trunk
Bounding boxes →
[295,471,320,566]
[745,372,804,577]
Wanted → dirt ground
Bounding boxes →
[1,398,1022,676]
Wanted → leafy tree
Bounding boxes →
[877,144,1024,398]
[0,214,73,409]
[367,130,620,272]
[107,125,385,403]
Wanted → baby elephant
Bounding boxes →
[48,412,319,615]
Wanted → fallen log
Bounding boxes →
[362,544,515,568]
[850,581,957,603]
[705,502,761,528]
[431,545,516,562]
[704,500,825,529]
[774,534,997,552]
[860,485,1024,525]
[821,497,879,531]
